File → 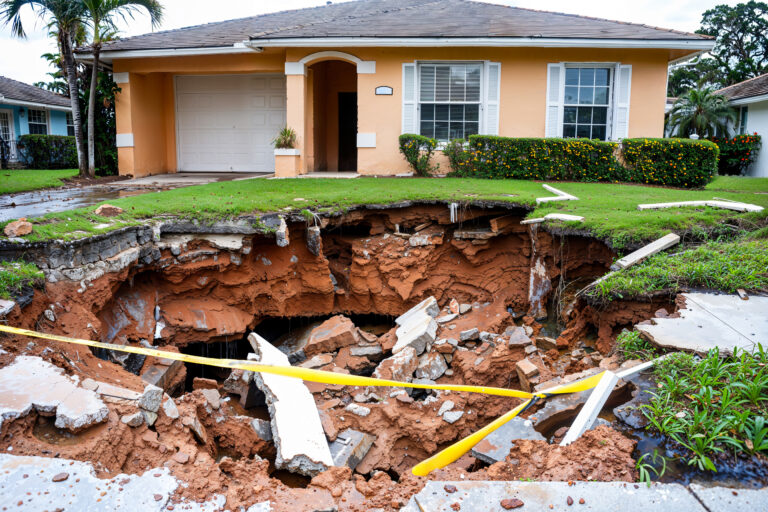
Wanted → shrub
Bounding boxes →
[442,138,471,175]
[708,133,762,176]
[463,136,625,182]
[273,127,297,149]
[398,134,438,176]
[16,134,77,169]
[621,138,719,188]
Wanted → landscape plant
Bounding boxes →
[667,87,736,138]
[442,138,470,174]
[273,127,297,149]
[16,134,78,169]
[398,134,438,176]
[621,138,719,188]
[708,133,762,175]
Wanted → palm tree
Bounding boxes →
[2,0,88,175]
[668,87,737,138]
[82,0,162,177]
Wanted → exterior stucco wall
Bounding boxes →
[745,99,768,177]
[113,46,672,176]
[0,104,69,138]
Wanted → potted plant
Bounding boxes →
[273,127,301,176]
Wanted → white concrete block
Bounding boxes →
[611,232,680,270]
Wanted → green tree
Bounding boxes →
[2,0,88,175]
[82,0,162,177]
[668,87,737,138]
[667,57,725,97]
[697,1,768,86]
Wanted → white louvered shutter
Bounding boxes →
[484,62,501,135]
[612,64,632,140]
[402,63,418,134]
[545,63,564,138]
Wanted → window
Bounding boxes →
[27,109,48,135]
[738,106,749,135]
[66,112,75,136]
[562,66,612,141]
[418,63,482,141]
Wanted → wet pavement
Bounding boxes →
[0,186,147,222]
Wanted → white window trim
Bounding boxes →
[27,108,50,135]
[415,60,486,141]
[561,62,615,141]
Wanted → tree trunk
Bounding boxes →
[60,31,87,177]
[87,47,100,178]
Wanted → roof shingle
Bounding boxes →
[95,0,711,53]
[717,72,768,101]
[0,76,71,108]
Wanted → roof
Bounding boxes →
[94,0,712,53]
[717,72,768,102]
[0,76,71,108]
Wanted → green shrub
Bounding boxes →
[16,134,77,169]
[462,136,626,182]
[621,138,718,188]
[398,134,438,176]
[442,138,471,175]
[708,133,762,176]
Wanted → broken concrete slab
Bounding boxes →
[402,481,708,512]
[442,410,464,424]
[560,371,619,446]
[415,352,448,380]
[138,384,164,413]
[121,411,144,427]
[304,316,360,357]
[250,418,273,441]
[515,358,539,393]
[638,199,763,213]
[248,332,333,476]
[0,299,15,317]
[689,483,768,509]
[460,328,479,342]
[535,184,579,205]
[520,213,585,225]
[393,314,437,355]
[372,346,418,383]
[395,296,439,326]
[329,428,376,471]
[611,233,680,271]
[349,344,383,358]
[637,292,768,355]
[0,356,108,433]
[470,416,546,464]
[299,353,334,369]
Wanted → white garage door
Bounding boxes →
[175,74,286,172]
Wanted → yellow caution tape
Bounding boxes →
[0,324,608,475]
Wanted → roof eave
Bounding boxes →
[729,93,768,106]
[0,97,71,111]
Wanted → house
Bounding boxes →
[0,76,73,162]
[718,72,768,177]
[79,0,713,178]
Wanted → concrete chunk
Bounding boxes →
[372,346,418,383]
[304,316,360,357]
[393,314,437,355]
[138,384,164,413]
[415,352,448,380]
[460,328,479,342]
[611,233,680,271]
[689,483,768,510]
[515,358,539,392]
[395,296,439,327]
[470,416,545,464]
[329,429,376,471]
[248,333,333,476]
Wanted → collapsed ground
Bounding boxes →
[0,179,766,510]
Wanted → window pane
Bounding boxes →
[465,104,479,120]
[29,124,47,135]
[421,104,434,121]
[450,123,464,140]
[578,87,594,105]
[465,66,481,101]
[435,104,450,121]
[594,87,609,105]
[565,68,579,86]
[564,86,578,104]
[450,66,466,102]
[595,68,610,86]
[577,107,592,124]
[435,66,450,101]
[579,68,595,86]
[420,121,434,138]
[465,122,479,137]
[592,125,606,141]
[564,107,577,123]
[592,107,608,124]
[576,125,590,138]
[450,104,464,121]
[434,121,449,140]
[563,124,576,137]
[420,66,435,102]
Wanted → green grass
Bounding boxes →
[0,261,44,300]
[642,348,768,472]
[1,175,767,246]
[616,330,658,361]
[0,169,78,195]
[706,176,768,193]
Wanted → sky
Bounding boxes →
[0,0,740,86]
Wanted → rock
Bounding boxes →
[393,313,437,355]
[479,331,496,343]
[329,429,376,471]
[182,414,208,445]
[94,204,124,217]
[172,452,190,464]
[349,345,383,358]
[137,384,163,413]
[192,377,218,390]
[524,345,537,355]
[0,299,16,318]
[395,296,439,326]
[304,316,360,357]
[535,336,558,351]
[415,352,448,380]
[275,216,290,247]
[442,410,464,424]
[306,226,323,256]
[459,304,472,314]
[345,403,371,417]
[436,313,458,324]
[449,299,460,314]
[200,389,221,410]
[470,416,545,464]
[162,397,180,420]
[515,358,540,392]
[250,418,273,441]
[501,498,524,509]
[142,410,158,427]
[121,412,144,427]
[52,472,69,482]
[460,328,479,342]
[437,400,454,416]
[372,346,418,383]
[319,410,338,441]
[299,353,334,369]
[3,219,33,237]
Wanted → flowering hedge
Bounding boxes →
[621,138,719,188]
[708,133,762,176]
[398,134,438,176]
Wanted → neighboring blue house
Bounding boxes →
[0,76,73,162]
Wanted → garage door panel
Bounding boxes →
[176,74,286,172]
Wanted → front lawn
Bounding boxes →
[0,169,78,195]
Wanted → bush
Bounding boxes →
[621,138,719,188]
[442,138,471,175]
[462,136,626,182]
[708,133,762,176]
[16,134,77,169]
[398,134,438,176]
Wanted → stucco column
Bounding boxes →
[285,73,307,175]
[113,73,135,176]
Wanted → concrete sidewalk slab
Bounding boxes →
[689,483,768,509]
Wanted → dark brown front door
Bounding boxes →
[338,92,357,172]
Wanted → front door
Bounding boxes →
[0,109,16,161]
[337,92,357,172]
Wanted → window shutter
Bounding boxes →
[612,64,632,140]
[484,62,501,135]
[545,63,564,137]
[402,63,417,134]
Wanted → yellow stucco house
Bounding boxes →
[83,0,714,178]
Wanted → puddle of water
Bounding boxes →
[32,416,83,446]
[0,186,151,221]
[224,397,270,420]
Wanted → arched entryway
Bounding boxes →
[307,60,357,172]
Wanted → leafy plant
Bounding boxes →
[667,87,736,138]
[708,133,762,176]
[621,137,719,188]
[0,261,44,300]
[636,449,668,487]
[398,134,438,176]
[16,135,78,169]
[616,330,656,360]
[273,127,297,149]
[442,138,470,175]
